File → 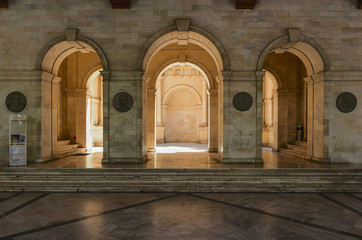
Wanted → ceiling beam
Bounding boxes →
[110,0,130,9]
[0,0,8,8]
[236,0,257,9]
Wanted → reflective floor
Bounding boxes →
[0,192,361,239]
[24,143,362,169]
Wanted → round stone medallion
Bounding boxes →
[336,92,357,113]
[233,92,253,111]
[5,91,27,113]
[112,92,133,112]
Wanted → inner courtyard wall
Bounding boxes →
[0,0,362,164]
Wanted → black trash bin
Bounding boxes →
[297,125,304,141]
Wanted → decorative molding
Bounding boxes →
[236,0,257,9]
[0,0,8,8]
[288,28,301,43]
[110,0,130,9]
[176,19,191,32]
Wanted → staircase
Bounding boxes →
[55,140,86,159]
[0,168,361,193]
[279,141,307,158]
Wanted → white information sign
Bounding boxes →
[9,114,27,166]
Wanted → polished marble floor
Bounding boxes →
[23,143,362,169]
[0,192,361,239]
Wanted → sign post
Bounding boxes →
[9,114,27,166]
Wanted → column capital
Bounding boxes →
[147,89,156,96]
[100,70,110,81]
[207,89,218,96]
[41,71,61,84]
[254,70,266,81]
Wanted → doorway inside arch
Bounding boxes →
[56,52,104,158]
[262,52,308,158]
[155,64,209,154]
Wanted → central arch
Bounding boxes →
[141,26,227,160]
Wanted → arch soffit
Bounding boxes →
[162,84,202,105]
[37,34,109,76]
[262,65,282,89]
[140,25,229,73]
[257,35,328,76]
[83,65,103,89]
[153,60,214,90]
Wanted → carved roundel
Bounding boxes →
[233,92,253,111]
[5,91,27,113]
[336,92,357,113]
[112,92,133,112]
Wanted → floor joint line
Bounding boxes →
[0,193,49,219]
[188,193,362,239]
[0,193,181,240]
[0,192,23,203]
[344,192,362,202]
[319,193,362,217]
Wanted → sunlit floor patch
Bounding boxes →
[156,143,208,153]
[90,147,103,153]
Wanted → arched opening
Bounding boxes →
[262,52,308,156]
[40,38,107,162]
[259,37,327,161]
[142,30,225,161]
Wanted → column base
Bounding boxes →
[304,156,331,163]
[208,148,218,153]
[221,158,264,164]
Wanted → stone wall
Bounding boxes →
[0,0,361,164]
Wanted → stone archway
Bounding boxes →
[38,29,108,162]
[141,20,227,160]
[257,29,328,161]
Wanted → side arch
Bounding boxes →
[257,35,328,76]
[36,34,109,73]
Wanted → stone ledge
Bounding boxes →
[221,158,264,164]
[324,71,362,81]
[109,70,144,81]
[102,157,146,164]
[0,70,42,81]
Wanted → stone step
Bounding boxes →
[57,140,71,146]
[294,141,307,147]
[55,141,80,159]
[0,168,361,192]
[286,144,306,152]
[279,148,306,158]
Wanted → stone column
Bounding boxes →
[100,70,110,163]
[41,71,60,161]
[146,88,156,152]
[208,89,218,152]
[221,71,263,163]
[309,72,327,161]
[202,80,208,125]
[219,71,230,161]
[255,71,265,160]
[155,79,165,144]
[304,76,314,159]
